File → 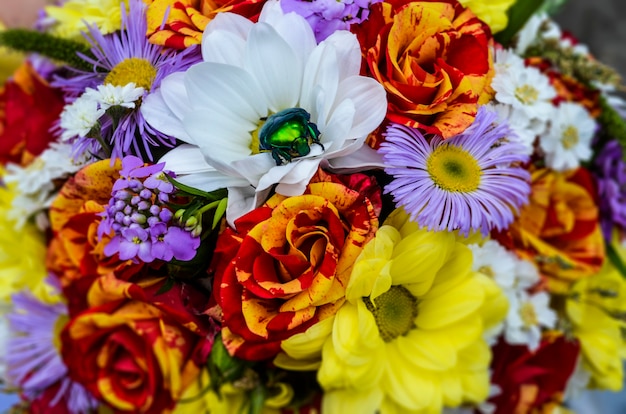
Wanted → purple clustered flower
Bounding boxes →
[594,139,626,240]
[281,0,382,42]
[99,155,200,263]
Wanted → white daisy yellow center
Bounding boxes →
[363,285,418,342]
[105,57,156,91]
[514,84,539,104]
[561,125,579,149]
[427,145,482,192]
[519,302,538,327]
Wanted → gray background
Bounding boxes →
[553,0,626,92]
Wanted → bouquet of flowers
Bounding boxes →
[1,0,626,412]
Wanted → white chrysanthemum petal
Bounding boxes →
[141,74,192,143]
[334,76,388,140]
[185,63,266,121]
[201,12,253,63]
[301,41,340,126]
[245,23,302,111]
[258,0,317,63]
[184,110,254,163]
[321,30,362,82]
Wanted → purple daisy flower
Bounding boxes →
[6,277,98,413]
[53,0,201,161]
[379,106,531,236]
[594,139,626,239]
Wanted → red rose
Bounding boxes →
[61,275,214,413]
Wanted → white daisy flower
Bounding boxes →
[0,307,9,384]
[486,102,545,155]
[142,0,386,224]
[469,239,518,290]
[4,142,89,230]
[83,82,145,109]
[491,61,557,122]
[539,102,596,171]
[504,290,557,351]
[59,94,105,141]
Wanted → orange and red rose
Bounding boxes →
[61,274,214,414]
[211,170,381,361]
[145,0,266,49]
[352,0,495,145]
[503,167,605,293]
[0,62,64,166]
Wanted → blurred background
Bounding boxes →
[0,0,625,412]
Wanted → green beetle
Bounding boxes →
[258,108,324,166]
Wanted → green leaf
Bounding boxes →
[247,386,267,414]
[0,29,93,71]
[155,277,176,295]
[495,0,545,47]
[212,197,228,229]
[607,242,626,279]
[167,175,227,201]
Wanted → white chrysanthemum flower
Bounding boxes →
[513,12,548,55]
[514,258,541,290]
[142,0,386,224]
[504,290,557,351]
[83,82,145,109]
[469,240,518,290]
[491,60,557,122]
[59,94,105,141]
[486,102,544,155]
[493,47,526,73]
[539,102,596,171]
[4,142,89,230]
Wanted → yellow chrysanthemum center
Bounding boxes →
[562,125,579,149]
[363,285,418,342]
[427,145,482,192]
[478,265,495,278]
[52,314,69,352]
[514,84,539,105]
[104,57,157,90]
[519,302,538,327]
[250,118,267,155]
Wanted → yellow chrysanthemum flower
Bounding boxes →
[458,0,517,34]
[279,208,507,413]
[44,0,126,40]
[0,168,53,303]
[566,234,626,391]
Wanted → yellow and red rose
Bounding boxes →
[145,0,266,49]
[61,274,213,414]
[211,170,380,361]
[352,0,495,145]
[503,167,605,293]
